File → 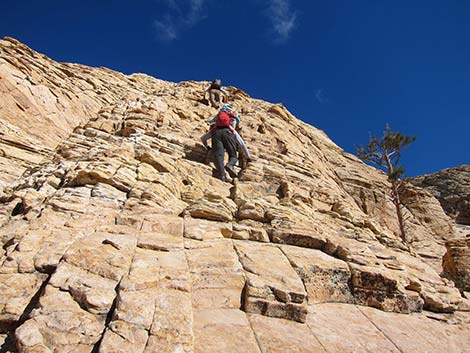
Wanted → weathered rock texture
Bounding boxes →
[411,165,470,296]
[412,165,470,225]
[0,37,469,352]
[443,237,470,294]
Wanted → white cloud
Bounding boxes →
[154,16,178,41]
[186,0,206,25]
[315,89,329,104]
[154,0,208,41]
[266,0,297,43]
[153,0,298,43]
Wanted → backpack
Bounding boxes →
[216,111,231,127]
[210,79,222,90]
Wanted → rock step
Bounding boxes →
[234,241,308,323]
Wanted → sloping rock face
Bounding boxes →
[0,37,157,189]
[411,165,470,225]
[411,166,470,296]
[0,37,469,352]
[443,238,470,294]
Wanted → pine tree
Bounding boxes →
[356,124,416,242]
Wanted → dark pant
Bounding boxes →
[212,128,238,180]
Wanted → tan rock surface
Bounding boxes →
[193,309,260,353]
[248,314,326,353]
[358,305,470,353]
[187,239,245,310]
[309,303,470,353]
[235,241,308,323]
[412,164,470,225]
[307,304,402,352]
[280,245,353,304]
[0,38,468,352]
[443,237,470,293]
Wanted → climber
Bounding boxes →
[204,79,228,108]
[212,104,240,129]
[200,109,238,181]
[207,104,251,161]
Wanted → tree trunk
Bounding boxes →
[391,181,406,242]
[383,151,407,242]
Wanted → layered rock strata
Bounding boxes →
[443,237,470,294]
[0,37,469,353]
[411,166,470,296]
[412,165,470,225]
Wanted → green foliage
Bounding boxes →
[356,124,416,181]
[356,124,416,243]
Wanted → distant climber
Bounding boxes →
[204,79,228,108]
[200,108,239,182]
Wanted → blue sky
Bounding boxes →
[2,0,469,176]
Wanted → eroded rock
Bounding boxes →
[235,241,307,323]
[443,238,470,293]
[0,37,468,352]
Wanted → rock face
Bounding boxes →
[443,238,470,294]
[411,166,470,296]
[411,165,470,225]
[0,37,469,352]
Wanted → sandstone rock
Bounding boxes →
[248,314,326,353]
[183,217,232,241]
[399,183,454,270]
[187,240,245,309]
[420,283,462,313]
[137,214,184,251]
[307,304,402,353]
[232,221,270,242]
[271,227,327,250]
[62,231,135,282]
[358,304,470,353]
[443,237,470,293]
[15,320,53,353]
[400,183,454,238]
[280,245,353,304]
[458,298,470,312]
[0,273,46,333]
[349,263,424,313]
[98,320,148,353]
[237,200,268,222]
[153,250,191,291]
[16,286,105,352]
[135,149,177,174]
[48,262,117,315]
[101,244,193,353]
[193,309,260,353]
[146,288,193,353]
[113,289,156,329]
[140,213,184,234]
[0,38,468,352]
[411,165,470,225]
[119,248,159,291]
[185,195,237,222]
[137,231,183,251]
[235,241,307,323]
